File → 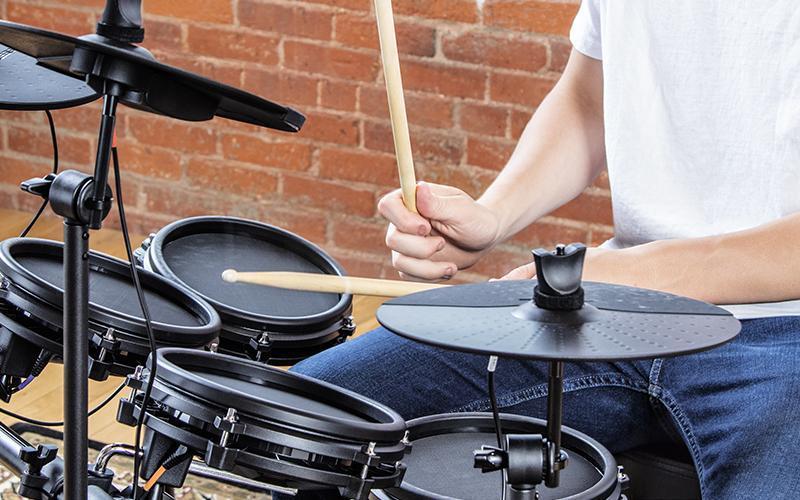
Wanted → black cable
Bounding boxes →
[0,381,126,427]
[487,357,504,449]
[487,357,507,500]
[112,147,158,500]
[19,110,59,238]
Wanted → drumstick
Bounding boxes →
[221,270,447,297]
[374,0,418,213]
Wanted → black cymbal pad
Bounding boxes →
[377,281,740,361]
[0,43,98,110]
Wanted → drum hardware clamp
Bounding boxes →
[116,366,145,427]
[88,328,119,381]
[215,408,242,448]
[246,332,273,363]
[17,443,59,500]
[132,233,157,267]
[340,316,357,341]
[360,442,378,480]
[204,408,245,471]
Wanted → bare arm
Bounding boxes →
[480,49,606,242]
[583,214,800,304]
[378,50,606,281]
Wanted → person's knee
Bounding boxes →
[290,327,401,394]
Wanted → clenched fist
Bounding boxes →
[378,182,500,281]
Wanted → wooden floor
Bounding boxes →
[0,208,385,445]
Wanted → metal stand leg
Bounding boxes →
[63,221,90,499]
[545,361,565,488]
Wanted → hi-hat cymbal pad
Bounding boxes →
[377,280,740,361]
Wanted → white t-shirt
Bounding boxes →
[570,1,800,319]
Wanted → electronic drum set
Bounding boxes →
[0,1,741,498]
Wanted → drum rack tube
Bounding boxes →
[92,443,299,496]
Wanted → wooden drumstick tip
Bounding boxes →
[221,269,238,283]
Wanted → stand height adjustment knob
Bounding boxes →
[17,444,58,499]
[532,243,587,311]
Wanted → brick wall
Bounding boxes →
[0,0,613,281]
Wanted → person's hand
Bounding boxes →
[499,247,616,281]
[378,182,500,281]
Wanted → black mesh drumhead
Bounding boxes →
[402,432,599,499]
[382,414,618,500]
[151,349,407,443]
[162,231,338,317]
[17,255,200,326]
[198,369,368,421]
[145,217,351,327]
[0,238,220,348]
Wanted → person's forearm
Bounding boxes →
[479,50,606,243]
[586,213,800,304]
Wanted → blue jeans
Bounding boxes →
[291,316,800,500]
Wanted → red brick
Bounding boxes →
[360,87,454,129]
[239,1,333,40]
[7,3,93,35]
[485,1,579,36]
[117,143,182,180]
[147,0,233,23]
[328,250,388,278]
[550,37,572,72]
[551,192,614,226]
[301,113,359,146]
[53,106,101,135]
[187,25,279,66]
[363,121,464,164]
[460,103,508,137]
[284,41,379,82]
[470,246,529,278]
[490,72,555,107]
[301,0,371,11]
[394,0,478,23]
[187,158,278,197]
[510,109,532,138]
[259,206,329,244]
[143,18,184,52]
[318,148,398,186]
[321,81,358,112]
[442,32,547,72]
[142,184,234,217]
[221,134,312,170]
[0,155,50,185]
[402,60,486,100]
[7,128,92,166]
[332,219,386,251]
[242,69,318,108]
[335,14,436,57]
[466,137,515,170]
[593,171,610,190]
[283,175,375,217]
[128,115,217,155]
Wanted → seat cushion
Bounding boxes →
[615,445,701,500]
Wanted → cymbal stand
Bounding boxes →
[473,244,587,498]
[21,88,118,498]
